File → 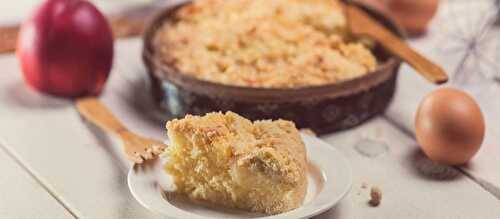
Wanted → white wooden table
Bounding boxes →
[0,1,499,218]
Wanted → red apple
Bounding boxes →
[17,0,114,98]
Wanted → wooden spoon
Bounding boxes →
[343,1,448,84]
[76,97,166,163]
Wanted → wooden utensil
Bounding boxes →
[76,97,166,163]
[344,1,448,84]
[0,26,17,54]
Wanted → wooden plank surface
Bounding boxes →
[385,0,500,199]
[0,0,499,218]
[0,144,73,219]
[0,38,498,218]
[0,51,163,218]
[316,117,500,219]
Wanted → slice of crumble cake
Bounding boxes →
[163,112,307,214]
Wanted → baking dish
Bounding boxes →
[143,1,404,134]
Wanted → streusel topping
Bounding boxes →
[164,112,307,214]
[158,0,377,88]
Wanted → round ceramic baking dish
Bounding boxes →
[143,1,404,135]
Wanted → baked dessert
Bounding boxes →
[144,0,403,135]
[163,112,308,214]
[157,0,377,88]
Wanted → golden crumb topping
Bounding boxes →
[157,0,377,88]
[164,112,307,214]
[165,112,306,184]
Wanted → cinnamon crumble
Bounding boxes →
[158,0,377,88]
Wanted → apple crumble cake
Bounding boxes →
[157,0,377,88]
[163,112,308,214]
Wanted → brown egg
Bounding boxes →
[386,0,439,36]
[415,87,485,165]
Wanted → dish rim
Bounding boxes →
[142,0,405,102]
[127,134,353,219]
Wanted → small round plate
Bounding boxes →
[128,134,352,219]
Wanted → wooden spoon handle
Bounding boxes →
[0,25,18,54]
[346,5,448,84]
[370,27,448,84]
[75,97,130,137]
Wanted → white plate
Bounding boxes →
[128,134,352,219]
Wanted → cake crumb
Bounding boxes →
[300,128,317,137]
[369,186,382,207]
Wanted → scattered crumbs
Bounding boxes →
[361,182,368,189]
[369,186,382,207]
[300,128,317,137]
